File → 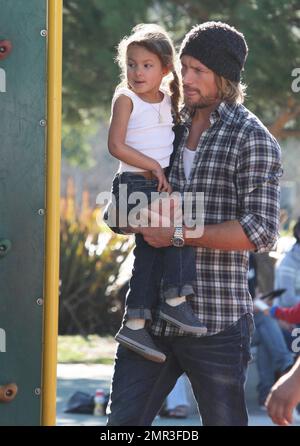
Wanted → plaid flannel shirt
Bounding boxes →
[150,101,283,337]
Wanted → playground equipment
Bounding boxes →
[0,0,62,425]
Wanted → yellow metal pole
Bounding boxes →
[42,0,63,426]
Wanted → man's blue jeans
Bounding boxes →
[107,313,254,426]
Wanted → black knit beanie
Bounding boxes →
[180,21,248,82]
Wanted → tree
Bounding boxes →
[159,0,300,139]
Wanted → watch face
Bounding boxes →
[173,237,184,247]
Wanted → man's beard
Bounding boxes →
[184,89,219,109]
[193,102,214,109]
[190,96,218,110]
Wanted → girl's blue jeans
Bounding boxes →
[103,172,196,322]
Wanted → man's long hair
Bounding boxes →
[215,74,247,104]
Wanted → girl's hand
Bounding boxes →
[151,165,171,193]
[166,183,173,194]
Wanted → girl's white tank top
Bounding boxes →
[111,87,175,172]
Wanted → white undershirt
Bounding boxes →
[183,146,196,181]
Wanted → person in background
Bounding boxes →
[274,218,300,308]
[270,301,300,324]
[273,218,300,352]
[249,253,294,408]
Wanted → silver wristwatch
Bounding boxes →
[172,226,185,247]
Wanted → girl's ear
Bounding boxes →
[162,66,171,76]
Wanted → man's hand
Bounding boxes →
[140,225,174,248]
[265,371,300,425]
[139,194,182,248]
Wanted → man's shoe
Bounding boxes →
[115,326,166,363]
[159,302,207,335]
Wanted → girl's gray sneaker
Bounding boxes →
[159,301,207,334]
[115,326,166,363]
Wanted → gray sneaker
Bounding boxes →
[159,302,207,335]
[115,326,166,363]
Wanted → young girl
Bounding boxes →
[104,24,207,363]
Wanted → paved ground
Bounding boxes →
[56,362,300,427]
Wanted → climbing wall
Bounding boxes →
[0,0,48,425]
